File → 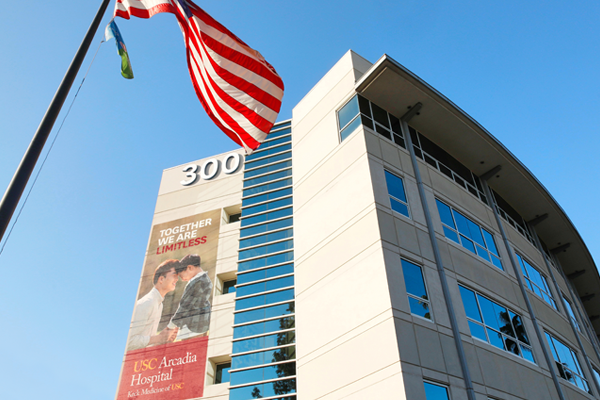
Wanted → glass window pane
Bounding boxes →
[245,151,291,170]
[505,337,520,356]
[476,245,490,261]
[391,198,409,217]
[453,210,471,237]
[521,345,535,363]
[408,296,431,319]
[243,168,292,188]
[487,328,505,350]
[469,321,487,341]
[239,228,294,249]
[242,187,293,207]
[482,229,498,255]
[243,197,293,218]
[460,236,476,254]
[244,160,292,179]
[436,200,455,228]
[245,143,292,163]
[424,382,449,400]
[358,95,371,116]
[385,171,408,203]
[491,256,503,270]
[401,260,427,298]
[370,102,390,128]
[340,116,362,141]
[443,226,459,243]
[234,302,294,325]
[510,312,529,345]
[243,177,292,197]
[459,286,482,322]
[338,96,359,129]
[467,220,485,247]
[233,316,295,339]
[478,295,501,330]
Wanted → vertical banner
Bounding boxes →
[116,209,221,400]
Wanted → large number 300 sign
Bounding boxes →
[180,152,242,186]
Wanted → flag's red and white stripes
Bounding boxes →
[114,0,284,153]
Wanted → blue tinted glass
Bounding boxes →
[232,331,295,354]
[478,295,501,330]
[243,187,293,207]
[442,226,459,243]
[338,96,359,129]
[424,382,449,400]
[408,297,430,319]
[245,143,292,163]
[240,218,293,239]
[243,178,292,197]
[243,197,293,217]
[237,264,294,285]
[491,255,503,270]
[391,199,409,217]
[340,116,362,141]
[244,160,292,179]
[237,276,295,298]
[453,210,471,237]
[235,289,295,311]
[487,328,505,350]
[245,151,291,170]
[244,168,292,188]
[482,229,498,255]
[241,207,292,228]
[436,200,455,228]
[238,251,294,272]
[475,245,490,261]
[266,126,291,139]
[521,345,535,363]
[401,260,427,298]
[233,316,295,339]
[234,302,294,325]
[469,321,487,341]
[230,362,296,386]
[385,171,407,202]
[238,240,294,261]
[229,378,296,400]
[459,286,482,322]
[240,229,294,249]
[232,346,295,369]
[467,219,485,247]
[460,236,476,254]
[247,137,291,159]
[510,312,529,344]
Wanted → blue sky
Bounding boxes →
[1,1,599,398]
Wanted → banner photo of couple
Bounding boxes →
[116,209,222,400]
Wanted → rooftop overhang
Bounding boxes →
[356,54,600,333]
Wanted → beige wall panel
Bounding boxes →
[296,244,392,359]
[406,178,426,225]
[380,139,403,169]
[462,341,485,385]
[216,229,239,262]
[475,346,527,398]
[206,300,234,345]
[430,172,464,207]
[416,227,435,263]
[293,129,370,212]
[324,364,407,400]
[364,130,383,159]
[398,150,414,177]
[425,263,451,329]
[369,156,391,209]
[295,208,380,292]
[439,333,463,378]
[394,318,420,365]
[297,318,402,399]
[415,325,447,373]
[377,208,399,247]
[437,240,455,272]
[515,363,555,400]
[155,178,242,214]
[395,218,421,256]
[562,383,593,400]
[400,361,431,399]
[201,383,229,399]
[535,297,577,344]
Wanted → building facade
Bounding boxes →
[116,51,600,400]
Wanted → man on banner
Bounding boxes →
[114,0,284,153]
[127,259,180,351]
[168,254,213,339]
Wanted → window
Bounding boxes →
[223,280,236,294]
[384,171,409,217]
[424,381,450,400]
[515,253,557,309]
[215,362,231,384]
[545,332,590,392]
[229,213,241,223]
[436,199,502,269]
[337,95,406,146]
[459,285,535,362]
[563,296,580,332]
[401,260,431,320]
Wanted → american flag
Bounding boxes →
[114,0,284,153]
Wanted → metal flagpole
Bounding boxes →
[0,0,111,243]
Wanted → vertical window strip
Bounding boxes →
[401,259,431,320]
[384,170,410,218]
[563,295,581,332]
[231,122,297,400]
